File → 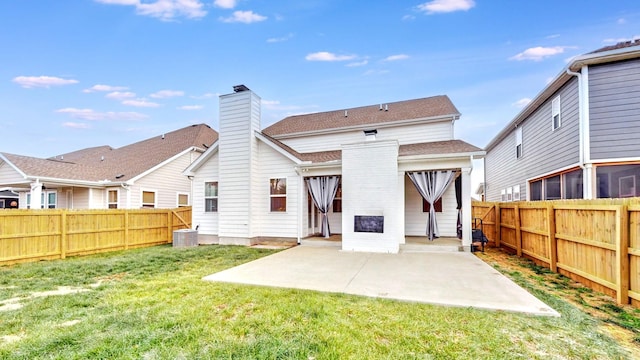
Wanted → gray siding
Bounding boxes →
[589,59,640,160]
[485,78,580,201]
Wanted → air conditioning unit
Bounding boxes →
[172,229,198,247]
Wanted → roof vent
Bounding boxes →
[344,110,348,117]
[379,104,383,111]
[115,174,124,179]
[384,104,388,111]
[233,84,250,93]
[101,156,104,161]
[161,134,165,139]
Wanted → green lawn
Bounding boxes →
[0,245,633,359]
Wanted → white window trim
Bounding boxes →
[515,126,523,159]
[141,189,157,208]
[107,188,119,209]
[46,191,57,209]
[177,192,190,207]
[204,181,218,212]
[551,96,561,130]
[270,177,287,212]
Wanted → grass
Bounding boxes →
[0,245,636,359]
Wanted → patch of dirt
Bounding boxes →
[476,247,640,354]
[0,286,90,312]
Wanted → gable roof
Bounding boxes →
[485,40,640,151]
[1,124,218,184]
[262,95,460,137]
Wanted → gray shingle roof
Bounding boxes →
[262,95,460,137]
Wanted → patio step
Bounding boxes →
[300,239,342,247]
[400,244,463,253]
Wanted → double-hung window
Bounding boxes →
[270,178,287,212]
[516,126,523,159]
[142,190,156,208]
[108,189,118,209]
[204,182,218,212]
[552,96,561,130]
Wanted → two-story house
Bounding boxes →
[185,85,484,253]
[485,40,640,202]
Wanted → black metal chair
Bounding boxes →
[471,217,489,252]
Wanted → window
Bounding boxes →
[545,175,561,200]
[270,178,287,212]
[530,180,542,201]
[507,187,513,201]
[596,164,640,198]
[26,191,56,209]
[177,193,189,207]
[563,170,583,199]
[142,190,156,208]
[204,182,218,212]
[552,96,561,130]
[422,198,443,212]
[513,185,521,201]
[516,126,523,159]
[332,183,342,213]
[108,189,118,209]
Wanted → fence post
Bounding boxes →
[495,203,501,248]
[167,210,173,244]
[617,205,630,304]
[60,211,67,259]
[124,210,129,250]
[515,205,522,256]
[547,204,557,272]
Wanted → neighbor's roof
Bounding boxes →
[485,40,640,151]
[1,124,218,184]
[262,95,460,137]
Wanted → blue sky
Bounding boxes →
[1,0,639,189]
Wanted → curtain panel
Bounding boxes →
[407,170,456,240]
[306,176,340,238]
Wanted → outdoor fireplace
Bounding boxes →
[354,215,384,233]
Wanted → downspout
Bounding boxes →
[294,166,303,245]
[566,66,592,198]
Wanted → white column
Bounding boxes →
[461,167,472,250]
[30,180,42,209]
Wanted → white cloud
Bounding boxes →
[509,46,566,61]
[262,100,306,112]
[417,0,475,14]
[213,0,236,9]
[150,90,184,98]
[56,108,148,121]
[618,18,626,25]
[106,91,136,100]
[267,33,294,43]
[191,92,218,99]
[513,98,531,108]
[402,14,416,21]
[62,122,91,129]
[220,10,267,24]
[12,76,78,88]
[122,99,161,107]
[347,60,368,67]
[383,54,410,62]
[178,105,203,110]
[305,52,357,62]
[83,84,128,93]
[363,69,390,76]
[95,0,206,21]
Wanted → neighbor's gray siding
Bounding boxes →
[589,59,640,160]
[485,77,580,201]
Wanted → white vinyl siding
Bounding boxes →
[515,126,523,159]
[278,121,453,153]
[133,151,197,208]
[192,153,219,235]
[255,141,299,238]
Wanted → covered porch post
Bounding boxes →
[30,180,42,209]
[461,167,472,250]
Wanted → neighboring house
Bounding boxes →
[185,85,484,253]
[0,189,19,208]
[485,40,640,202]
[0,124,217,209]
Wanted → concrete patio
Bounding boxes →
[203,245,560,317]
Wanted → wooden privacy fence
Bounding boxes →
[0,207,192,266]
[472,199,640,308]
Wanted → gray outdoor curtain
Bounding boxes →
[306,176,340,238]
[408,170,456,240]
